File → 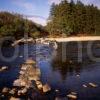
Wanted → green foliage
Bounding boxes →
[0,12,47,39]
[47,0,100,36]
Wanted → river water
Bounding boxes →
[0,41,100,100]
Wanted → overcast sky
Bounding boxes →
[0,0,100,25]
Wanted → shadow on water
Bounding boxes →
[51,60,82,80]
[39,41,100,100]
[0,45,26,89]
[50,41,99,80]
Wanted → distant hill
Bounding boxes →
[0,12,48,39]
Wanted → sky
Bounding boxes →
[0,0,100,25]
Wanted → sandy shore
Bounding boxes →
[46,36,100,42]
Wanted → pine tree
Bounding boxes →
[47,0,100,36]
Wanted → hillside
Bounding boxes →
[0,12,48,39]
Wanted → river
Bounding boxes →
[0,41,100,100]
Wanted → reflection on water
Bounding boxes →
[52,61,81,80]
[38,41,100,100]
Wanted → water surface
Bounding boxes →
[0,41,100,100]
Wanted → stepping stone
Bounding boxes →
[43,84,51,93]
[67,94,77,99]
[83,84,87,88]
[89,83,98,88]
[2,87,9,93]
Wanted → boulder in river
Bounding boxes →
[55,89,60,92]
[0,66,8,72]
[13,79,26,87]
[21,65,27,71]
[71,92,77,95]
[43,84,51,93]
[36,81,43,90]
[2,66,8,70]
[29,75,40,81]
[83,84,87,88]
[19,71,25,75]
[35,68,41,76]
[20,87,28,94]
[25,59,36,65]
[76,74,80,77]
[2,87,9,93]
[67,94,77,99]
[89,83,98,88]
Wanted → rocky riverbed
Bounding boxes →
[0,59,56,100]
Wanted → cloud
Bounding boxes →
[12,0,35,13]
[74,0,100,8]
[48,0,61,5]
[48,0,100,9]
[12,0,47,25]
[28,17,47,26]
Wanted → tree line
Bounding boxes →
[46,0,100,36]
[0,12,48,39]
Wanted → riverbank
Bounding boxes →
[12,36,100,46]
[46,36,100,42]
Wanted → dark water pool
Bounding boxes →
[0,41,100,100]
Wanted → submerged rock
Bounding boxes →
[55,89,60,93]
[19,55,23,58]
[71,92,77,95]
[76,74,80,77]
[83,84,87,88]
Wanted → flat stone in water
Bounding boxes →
[2,87,9,93]
[20,87,28,94]
[0,66,8,72]
[89,82,98,88]
[36,81,43,90]
[43,84,51,93]
[83,84,87,88]
[10,97,21,100]
[9,88,16,95]
[19,71,25,75]
[67,94,77,99]
[25,59,36,64]
[55,97,68,100]
[13,79,27,87]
